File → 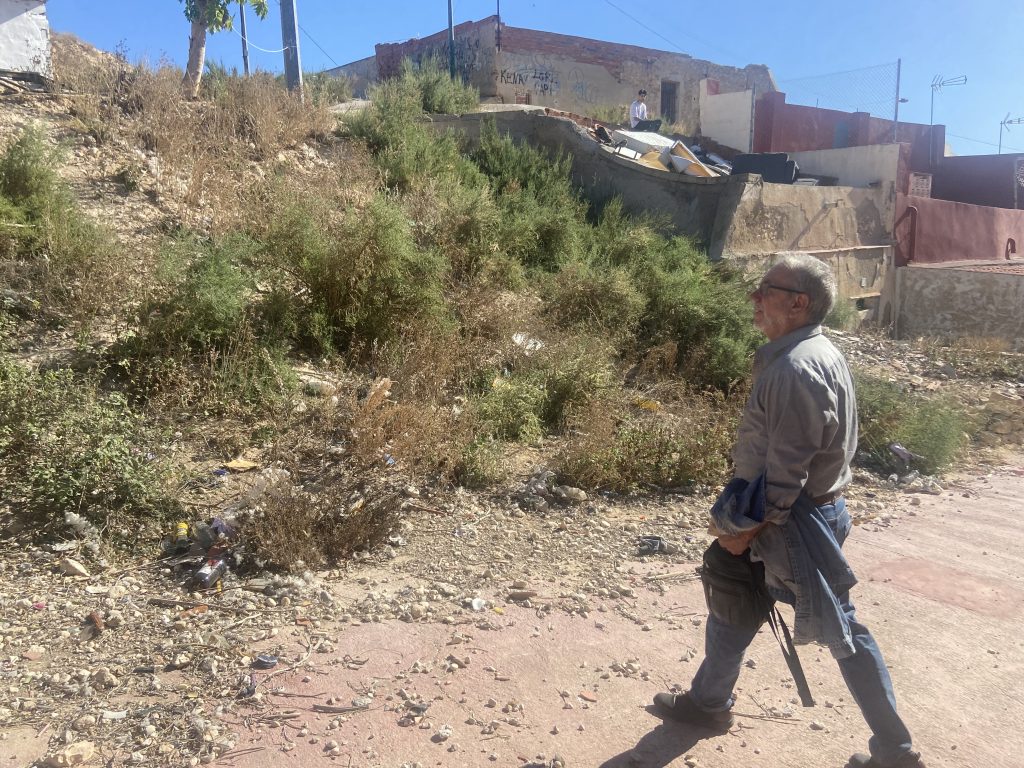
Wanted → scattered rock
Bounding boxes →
[60,558,91,578]
[44,741,95,767]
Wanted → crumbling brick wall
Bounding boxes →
[496,24,774,133]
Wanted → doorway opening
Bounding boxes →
[660,80,679,125]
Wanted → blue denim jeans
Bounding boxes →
[689,500,914,766]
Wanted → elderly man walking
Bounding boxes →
[654,254,925,768]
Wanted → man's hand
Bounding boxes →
[717,523,768,555]
[718,533,753,555]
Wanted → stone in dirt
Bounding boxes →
[60,558,90,578]
[43,742,94,767]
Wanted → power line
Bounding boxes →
[598,0,687,54]
[229,24,288,53]
[598,0,735,61]
[947,132,1024,154]
[299,22,339,67]
[778,61,898,84]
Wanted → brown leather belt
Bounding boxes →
[811,492,842,506]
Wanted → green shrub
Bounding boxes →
[0,127,115,321]
[473,376,546,442]
[304,71,353,106]
[140,234,256,350]
[347,71,482,192]
[261,193,449,352]
[405,57,479,114]
[559,393,736,491]
[587,103,628,126]
[543,261,644,340]
[0,355,180,534]
[472,118,589,271]
[535,340,615,430]
[120,234,294,410]
[0,126,62,213]
[855,371,970,474]
[825,296,858,331]
[457,437,509,488]
[404,176,501,282]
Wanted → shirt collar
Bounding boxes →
[753,324,823,373]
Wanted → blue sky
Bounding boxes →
[47,0,1024,155]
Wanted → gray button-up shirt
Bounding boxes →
[732,323,857,524]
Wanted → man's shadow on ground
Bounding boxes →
[595,706,705,768]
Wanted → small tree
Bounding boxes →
[180,0,269,98]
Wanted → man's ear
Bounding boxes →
[791,292,811,315]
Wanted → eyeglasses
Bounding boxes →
[753,281,805,296]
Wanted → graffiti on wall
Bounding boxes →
[568,69,597,104]
[498,66,560,96]
[403,33,494,82]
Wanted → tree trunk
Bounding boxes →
[182,9,208,99]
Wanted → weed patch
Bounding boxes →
[0,355,180,538]
[559,387,738,491]
[855,371,970,474]
[242,478,400,569]
[0,127,118,323]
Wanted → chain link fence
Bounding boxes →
[776,61,900,119]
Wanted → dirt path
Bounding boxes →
[220,460,1024,768]
[5,459,1022,768]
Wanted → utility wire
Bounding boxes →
[598,0,733,60]
[268,1,340,69]
[298,22,340,67]
[947,132,1024,154]
[230,24,289,53]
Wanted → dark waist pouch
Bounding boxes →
[701,540,775,631]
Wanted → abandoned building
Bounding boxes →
[329,15,776,136]
[0,0,52,83]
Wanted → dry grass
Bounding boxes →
[559,383,743,492]
[242,475,402,569]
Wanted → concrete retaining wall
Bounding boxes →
[790,144,901,189]
[896,264,1024,350]
[430,111,729,245]
[327,55,377,99]
[710,175,895,260]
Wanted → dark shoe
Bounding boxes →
[847,751,925,768]
[652,691,733,732]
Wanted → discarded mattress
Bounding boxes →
[610,129,676,156]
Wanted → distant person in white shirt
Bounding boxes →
[629,89,662,132]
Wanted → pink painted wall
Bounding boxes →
[753,92,940,173]
[894,194,1024,266]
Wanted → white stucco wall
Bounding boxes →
[698,79,753,152]
[789,144,901,189]
[0,0,51,78]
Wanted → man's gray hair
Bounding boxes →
[773,254,836,324]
